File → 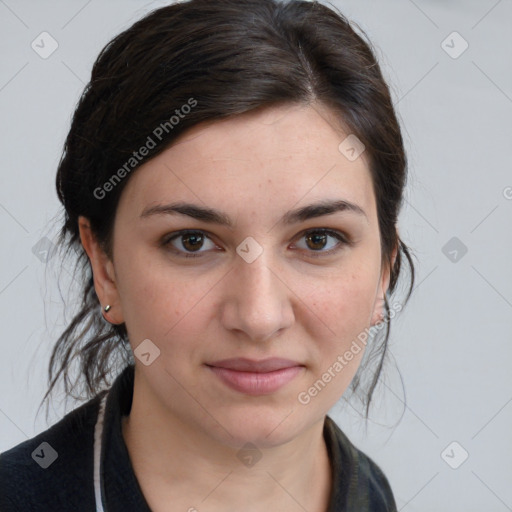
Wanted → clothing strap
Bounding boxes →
[94,393,108,512]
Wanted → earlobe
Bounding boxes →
[370,297,386,327]
[370,270,390,327]
[370,239,398,327]
[78,216,124,325]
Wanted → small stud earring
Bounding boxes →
[104,305,111,312]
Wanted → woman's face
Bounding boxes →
[91,103,391,447]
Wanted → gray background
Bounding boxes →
[1,0,511,510]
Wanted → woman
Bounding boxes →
[0,0,415,510]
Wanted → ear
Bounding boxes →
[78,216,124,325]
[370,237,399,327]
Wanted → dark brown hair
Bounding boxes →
[41,0,415,418]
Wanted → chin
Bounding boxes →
[208,404,315,449]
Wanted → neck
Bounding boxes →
[121,370,333,512]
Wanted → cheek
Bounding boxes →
[298,259,380,384]
[114,250,215,348]
[296,278,376,409]
[304,266,378,338]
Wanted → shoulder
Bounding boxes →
[353,444,397,511]
[0,392,105,511]
[324,416,397,512]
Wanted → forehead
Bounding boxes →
[118,103,376,222]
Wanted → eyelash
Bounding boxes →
[161,229,351,259]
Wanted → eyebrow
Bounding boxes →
[140,199,367,227]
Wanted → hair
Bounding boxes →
[41,0,415,419]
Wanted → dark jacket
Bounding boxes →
[0,364,397,511]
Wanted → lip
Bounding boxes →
[205,358,305,395]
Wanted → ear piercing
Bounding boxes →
[104,305,111,312]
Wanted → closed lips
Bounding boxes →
[205,358,304,372]
[205,358,305,395]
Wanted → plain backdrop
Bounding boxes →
[1,1,511,510]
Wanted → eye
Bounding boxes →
[162,228,350,259]
[293,229,349,256]
[163,230,218,258]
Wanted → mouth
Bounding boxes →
[205,358,305,395]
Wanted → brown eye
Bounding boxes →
[180,232,204,252]
[163,230,218,258]
[294,229,349,256]
[305,232,328,251]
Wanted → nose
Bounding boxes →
[220,254,295,343]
